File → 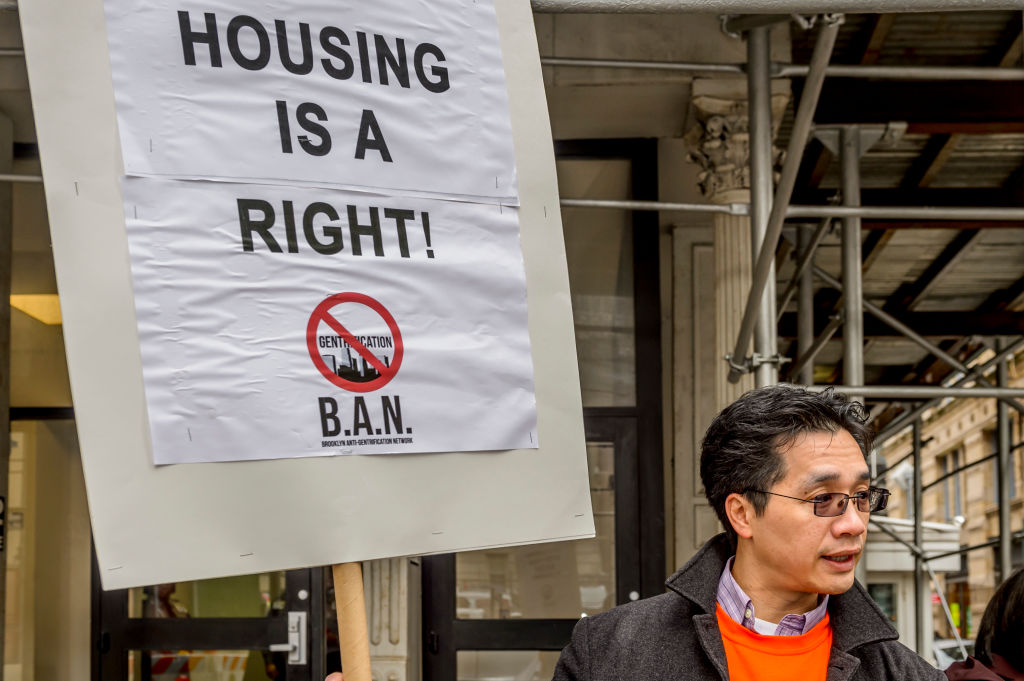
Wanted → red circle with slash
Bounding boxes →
[306,292,403,393]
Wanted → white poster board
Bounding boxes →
[21,0,593,589]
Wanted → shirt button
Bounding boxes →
[744,608,752,619]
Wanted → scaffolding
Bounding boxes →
[549,8,1024,660]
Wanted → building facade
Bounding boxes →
[3,4,1024,681]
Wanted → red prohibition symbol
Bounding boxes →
[306,292,403,393]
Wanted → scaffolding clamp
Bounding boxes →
[752,353,791,369]
[725,352,790,375]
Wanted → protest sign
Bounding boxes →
[124,177,537,463]
[104,0,518,203]
[21,0,592,590]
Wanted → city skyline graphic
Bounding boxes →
[320,341,393,383]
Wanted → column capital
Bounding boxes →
[685,81,789,204]
[687,101,751,203]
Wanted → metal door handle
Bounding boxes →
[270,611,307,665]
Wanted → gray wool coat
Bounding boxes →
[552,533,945,681]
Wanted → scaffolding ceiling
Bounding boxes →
[772,11,1024,433]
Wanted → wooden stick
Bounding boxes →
[333,562,372,681]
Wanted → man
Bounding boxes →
[551,384,943,681]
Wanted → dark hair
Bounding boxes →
[699,384,873,546]
[974,567,1024,672]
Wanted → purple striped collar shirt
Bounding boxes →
[716,556,830,636]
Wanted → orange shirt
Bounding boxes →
[716,604,833,681]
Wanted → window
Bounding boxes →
[938,450,963,521]
[992,456,1016,504]
[987,429,1017,504]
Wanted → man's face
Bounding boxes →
[746,428,870,597]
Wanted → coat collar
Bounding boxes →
[665,533,899,652]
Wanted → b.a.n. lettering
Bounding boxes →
[317,395,410,438]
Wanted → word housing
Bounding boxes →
[178,11,450,93]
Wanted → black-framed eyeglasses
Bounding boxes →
[745,486,890,517]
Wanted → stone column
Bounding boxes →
[687,84,787,410]
[363,557,414,681]
[714,210,755,409]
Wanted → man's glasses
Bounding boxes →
[745,486,890,517]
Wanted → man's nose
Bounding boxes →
[832,498,868,536]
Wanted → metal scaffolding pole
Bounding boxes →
[912,420,926,654]
[796,225,816,385]
[998,338,1012,581]
[813,265,1024,413]
[926,538,1002,563]
[924,451,1005,492]
[780,63,1024,80]
[541,57,1024,82]
[874,337,1024,447]
[777,218,830,322]
[848,123,867,585]
[868,520,969,658]
[727,15,842,384]
[724,14,794,34]
[925,561,968,658]
[841,126,864,393]
[558,199,1024,222]
[786,205,1024,220]
[532,0,1024,13]
[559,198,744,214]
[0,174,41,183]
[787,312,842,383]
[541,57,745,74]
[808,385,1024,399]
[747,25,778,387]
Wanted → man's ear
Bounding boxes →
[724,492,755,539]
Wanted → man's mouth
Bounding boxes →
[822,551,860,564]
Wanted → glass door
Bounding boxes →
[93,566,327,681]
[10,407,335,681]
[421,417,640,681]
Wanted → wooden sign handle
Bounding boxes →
[333,562,372,681]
